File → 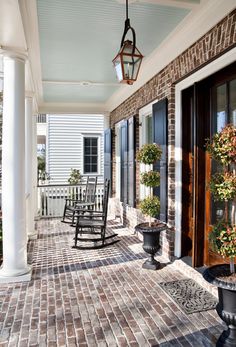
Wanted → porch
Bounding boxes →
[0,218,223,347]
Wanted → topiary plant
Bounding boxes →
[137,143,162,226]
[206,124,236,274]
[209,221,236,259]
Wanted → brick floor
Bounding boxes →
[0,218,224,346]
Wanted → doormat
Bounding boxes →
[158,278,217,314]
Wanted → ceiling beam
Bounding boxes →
[38,102,108,115]
[42,80,120,87]
[115,0,200,10]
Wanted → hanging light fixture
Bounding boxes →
[112,0,143,85]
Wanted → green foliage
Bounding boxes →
[209,172,236,201]
[68,168,81,185]
[206,124,236,267]
[139,196,160,218]
[37,156,50,183]
[137,143,162,220]
[137,143,162,165]
[37,156,45,172]
[206,124,236,165]
[140,171,160,188]
[209,221,236,258]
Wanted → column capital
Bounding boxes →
[0,46,28,62]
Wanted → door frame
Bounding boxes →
[174,47,236,259]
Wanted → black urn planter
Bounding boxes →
[203,265,236,347]
[135,222,166,270]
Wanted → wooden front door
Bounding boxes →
[181,62,236,267]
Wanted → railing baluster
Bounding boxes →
[37,182,104,218]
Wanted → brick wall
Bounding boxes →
[109,10,236,260]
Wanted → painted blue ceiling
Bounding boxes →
[37,0,192,103]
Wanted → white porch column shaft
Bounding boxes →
[32,115,38,219]
[25,97,36,238]
[0,55,31,279]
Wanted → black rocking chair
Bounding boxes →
[62,176,97,225]
[73,180,119,249]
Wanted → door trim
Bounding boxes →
[174,47,236,258]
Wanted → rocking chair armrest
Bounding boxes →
[65,198,83,203]
[77,211,104,216]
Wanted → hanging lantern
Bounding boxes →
[112,1,143,85]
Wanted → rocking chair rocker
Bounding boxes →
[73,180,119,249]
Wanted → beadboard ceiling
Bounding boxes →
[1,0,236,113]
[36,0,196,104]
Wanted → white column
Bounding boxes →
[25,97,37,239]
[32,115,39,219]
[0,54,31,281]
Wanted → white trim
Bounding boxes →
[174,46,236,258]
[138,100,158,199]
[81,134,101,176]
[106,0,236,112]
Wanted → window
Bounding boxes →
[139,101,156,200]
[83,137,98,174]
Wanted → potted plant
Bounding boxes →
[68,168,81,200]
[203,124,236,347]
[135,143,166,270]
[68,168,81,185]
[37,156,50,184]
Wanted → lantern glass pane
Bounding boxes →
[123,55,142,80]
[113,55,123,82]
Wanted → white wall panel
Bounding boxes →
[47,114,104,184]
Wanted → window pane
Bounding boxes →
[147,116,153,143]
[84,146,90,154]
[91,156,97,164]
[92,146,97,155]
[84,156,90,164]
[229,79,236,126]
[216,84,227,132]
[92,138,97,146]
[84,164,90,173]
[84,138,90,147]
[91,164,97,173]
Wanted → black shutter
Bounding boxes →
[153,98,168,222]
[104,128,112,195]
[128,116,136,207]
[120,120,128,203]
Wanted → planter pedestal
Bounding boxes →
[135,222,166,270]
[203,265,236,347]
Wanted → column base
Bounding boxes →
[0,265,32,283]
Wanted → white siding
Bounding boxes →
[47,114,104,184]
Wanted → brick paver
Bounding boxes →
[0,218,223,346]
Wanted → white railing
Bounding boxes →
[37,183,104,218]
